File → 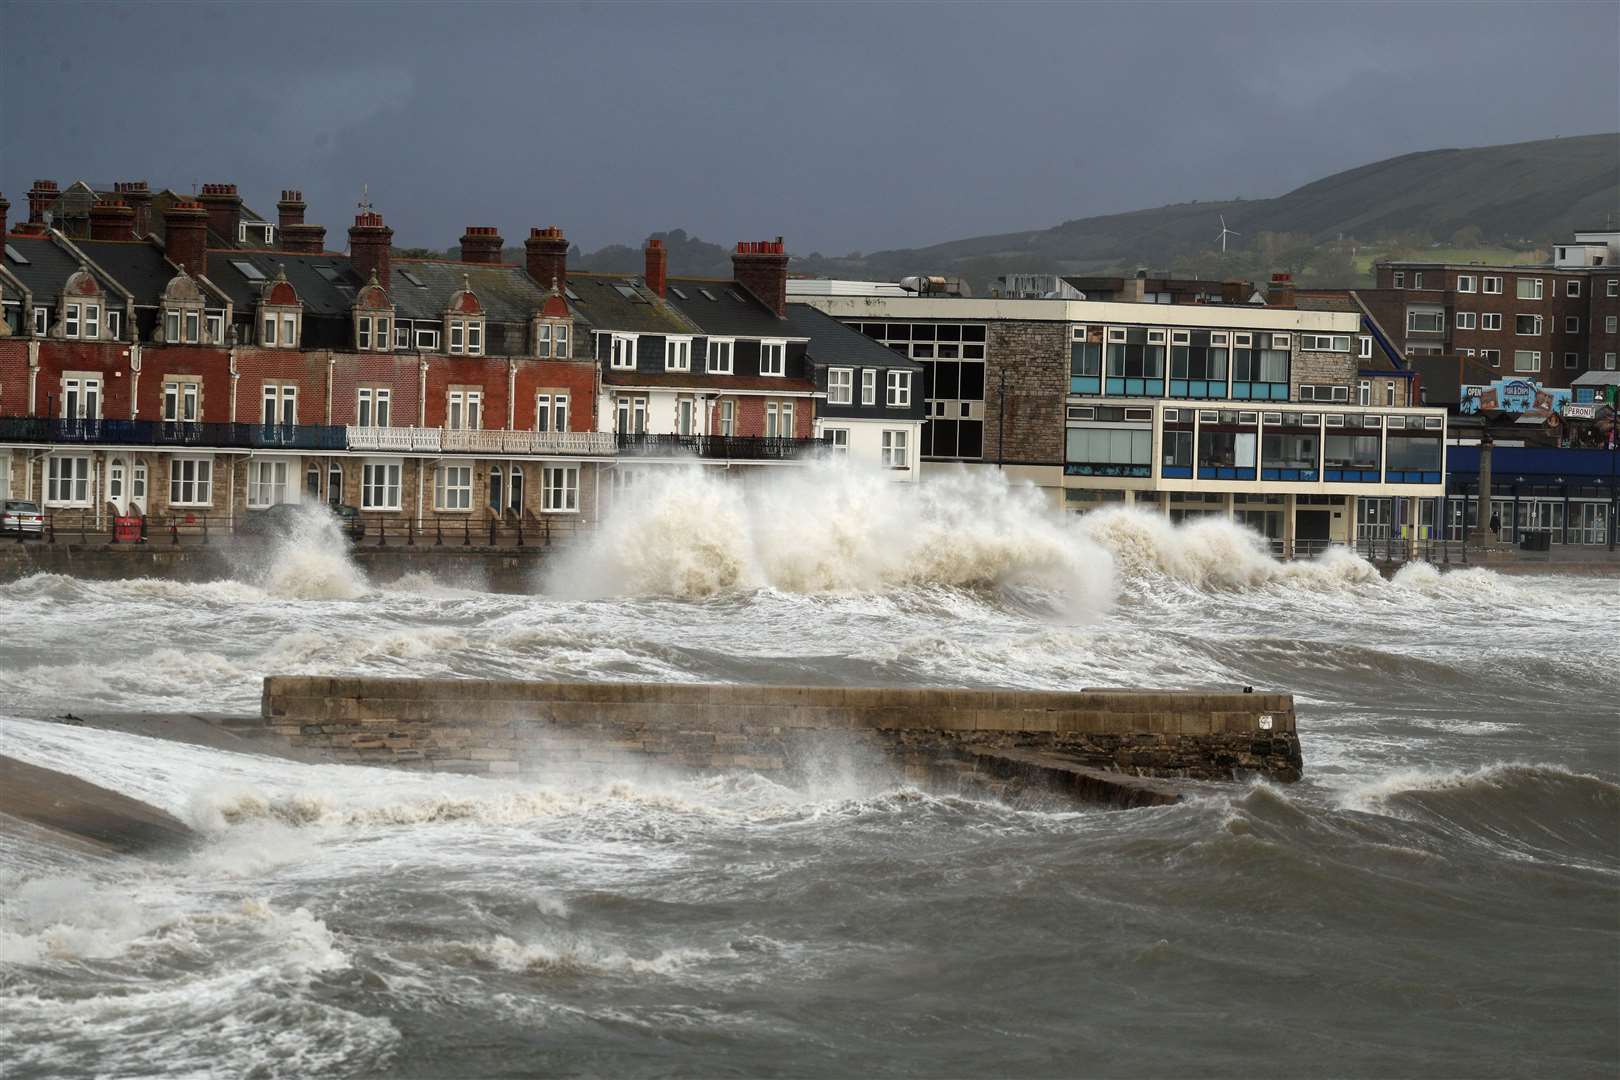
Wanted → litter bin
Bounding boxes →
[113,515,141,543]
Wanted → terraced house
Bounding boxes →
[799,273,1451,550]
[0,179,922,536]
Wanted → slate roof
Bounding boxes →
[566,272,694,335]
[663,277,792,338]
[603,370,817,394]
[391,260,551,324]
[2,234,121,304]
[785,303,921,371]
[205,250,362,316]
[74,239,180,307]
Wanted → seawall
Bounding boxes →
[262,676,1302,804]
[0,541,553,592]
[0,755,195,856]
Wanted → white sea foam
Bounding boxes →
[543,461,1120,611]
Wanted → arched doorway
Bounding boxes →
[305,463,320,501]
[489,465,504,517]
[328,462,343,506]
[508,465,524,516]
[131,461,148,515]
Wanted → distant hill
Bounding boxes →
[559,133,1620,290]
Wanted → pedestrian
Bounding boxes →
[1488,511,1501,539]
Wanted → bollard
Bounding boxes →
[435,520,443,546]
[201,516,209,546]
[377,517,386,546]
[463,520,470,547]
[408,518,415,546]
[172,520,180,546]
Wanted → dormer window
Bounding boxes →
[351,269,394,353]
[610,333,638,369]
[60,269,106,340]
[760,340,786,377]
[65,304,80,338]
[160,268,209,345]
[665,336,692,372]
[447,318,485,355]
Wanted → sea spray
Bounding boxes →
[543,460,1119,610]
[230,503,369,600]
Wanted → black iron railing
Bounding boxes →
[0,417,348,451]
[615,432,828,460]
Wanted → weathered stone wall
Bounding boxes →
[261,676,1303,789]
[984,322,1066,465]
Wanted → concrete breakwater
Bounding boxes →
[263,676,1301,805]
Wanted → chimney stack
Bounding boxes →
[114,182,153,236]
[281,223,327,254]
[731,237,788,317]
[525,226,568,291]
[197,183,243,243]
[277,189,307,230]
[163,200,209,275]
[0,193,9,238]
[460,226,504,264]
[644,238,668,298]
[349,210,393,289]
[1266,272,1296,308]
[27,179,57,224]
[88,199,136,242]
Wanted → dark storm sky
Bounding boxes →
[3,0,1616,255]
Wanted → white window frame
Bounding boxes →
[1567,280,1581,297]
[1455,312,1476,330]
[825,427,849,452]
[535,322,553,358]
[434,464,473,511]
[362,461,402,510]
[664,336,692,372]
[542,465,579,513]
[1608,316,1619,334]
[168,457,213,507]
[62,376,101,420]
[760,339,786,377]
[703,337,734,374]
[1565,316,1580,334]
[64,303,80,338]
[357,315,372,350]
[1515,278,1543,300]
[447,389,482,431]
[1456,274,1475,293]
[1607,280,1618,298]
[247,459,290,508]
[45,455,92,507]
[828,367,853,405]
[106,309,121,340]
[1512,350,1541,373]
[163,380,200,422]
[1392,271,1405,288]
[718,399,734,436]
[881,429,909,469]
[261,384,296,427]
[1482,276,1502,295]
[84,304,99,339]
[1514,314,1543,336]
[860,369,876,406]
[1481,313,1502,331]
[448,320,464,354]
[1358,336,1373,359]
[466,320,483,356]
[886,369,912,407]
[1481,349,1501,368]
[204,312,222,343]
[1604,352,1616,370]
[33,307,49,336]
[1563,352,1580,370]
[610,333,638,370]
[415,328,440,351]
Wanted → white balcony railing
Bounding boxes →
[346,426,443,452]
[344,426,619,456]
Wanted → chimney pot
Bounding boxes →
[89,198,136,242]
[525,225,569,291]
[26,179,57,224]
[276,189,308,230]
[349,210,393,289]
[196,182,244,243]
[644,238,668,298]
[0,192,9,238]
[731,236,789,317]
[460,226,504,264]
[162,200,210,275]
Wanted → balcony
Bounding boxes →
[348,426,444,452]
[0,417,346,451]
[615,433,829,460]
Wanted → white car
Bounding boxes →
[1,499,44,537]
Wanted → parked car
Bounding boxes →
[1,499,44,537]
[236,503,364,543]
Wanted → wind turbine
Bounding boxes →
[1217,215,1241,254]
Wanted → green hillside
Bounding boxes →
[565,133,1618,290]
